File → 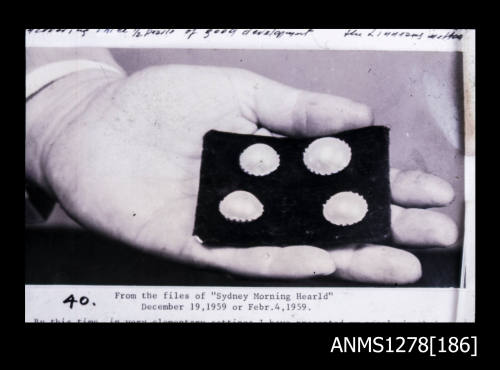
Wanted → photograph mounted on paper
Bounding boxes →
[25,31,471,295]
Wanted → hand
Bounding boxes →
[30,65,458,283]
[329,168,457,284]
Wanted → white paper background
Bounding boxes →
[26,285,470,322]
[25,29,476,323]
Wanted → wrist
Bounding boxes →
[26,68,125,197]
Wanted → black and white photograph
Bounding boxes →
[25,29,475,323]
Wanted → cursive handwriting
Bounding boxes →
[344,29,463,41]
[26,28,315,41]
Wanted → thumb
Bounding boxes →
[228,68,374,137]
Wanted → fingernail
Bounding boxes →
[435,215,459,247]
[422,211,459,247]
[313,253,337,276]
[431,176,455,205]
[351,102,374,127]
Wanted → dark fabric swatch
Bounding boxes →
[193,126,391,248]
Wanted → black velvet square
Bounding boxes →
[193,126,391,248]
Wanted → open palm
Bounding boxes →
[43,65,458,284]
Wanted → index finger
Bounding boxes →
[390,169,455,208]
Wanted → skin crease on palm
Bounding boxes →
[26,65,459,284]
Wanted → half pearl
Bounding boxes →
[303,137,351,175]
[219,190,264,222]
[323,191,368,226]
[239,143,280,176]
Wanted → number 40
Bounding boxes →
[63,294,90,309]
